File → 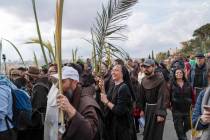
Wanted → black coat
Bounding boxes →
[104,82,137,140]
[170,81,193,112]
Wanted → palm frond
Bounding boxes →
[72,48,78,63]
[3,39,26,67]
[31,0,48,65]
[25,38,55,62]
[55,0,64,125]
[91,0,137,74]
[33,51,39,67]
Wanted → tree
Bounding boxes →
[151,50,154,60]
[167,50,170,57]
[156,52,167,62]
[193,23,210,53]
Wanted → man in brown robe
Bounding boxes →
[137,59,169,140]
[56,66,101,140]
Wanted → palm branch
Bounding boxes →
[33,51,39,67]
[91,0,138,74]
[25,38,56,62]
[55,0,64,125]
[31,0,48,65]
[3,39,26,67]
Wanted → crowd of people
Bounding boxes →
[1,52,210,140]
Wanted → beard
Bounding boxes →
[144,71,153,76]
[65,89,73,100]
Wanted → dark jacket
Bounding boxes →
[192,90,208,130]
[189,64,208,88]
[28,76,52,140]
[170,81,194,112]
[104,82,137,140]
[63,85,101,140]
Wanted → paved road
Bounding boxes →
[137,110,191,140]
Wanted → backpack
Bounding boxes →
[0,75,32,131]
[9,88,32,130]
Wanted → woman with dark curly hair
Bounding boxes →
[169,68,194,140]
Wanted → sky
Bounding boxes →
[0,0,210,62]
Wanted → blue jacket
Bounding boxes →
[189,64,208,88]
[0,85,13,132]
[192,90,208,130]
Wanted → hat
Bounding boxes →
[53,66,79,81]
[25,66,40,77]
[142,59,155,67]
[195,52,205,58]
[11,69,22,76]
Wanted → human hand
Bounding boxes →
[200,110,210,124]
[100,93,109,105]
[57,94,76,119]
[98,78,105,93]
[140,111,144,117]
[157,116,165,123]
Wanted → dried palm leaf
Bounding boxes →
[55,0,64,125]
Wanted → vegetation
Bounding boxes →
[33,51,39,67]
[55,0,64,125]
[72,48,78,63]
[25,38,56,63]
[31,0,48,65]
[2,39,25,66]
[156,23,210,61]
[180,23,210,57]
[90,0,138,74]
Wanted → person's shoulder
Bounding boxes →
[198,89,205,100]
[0,85,11,98]
[119,83,129,90]
[0,84,11,92]
[80,90,100,111]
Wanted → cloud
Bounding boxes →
[0,0,210,62]
[0,0,106,31]
[124,0,210,58]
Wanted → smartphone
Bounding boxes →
[203,105,210,111]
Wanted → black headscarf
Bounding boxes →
[120,65,136,101]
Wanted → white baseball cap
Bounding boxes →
[53,66,79,81]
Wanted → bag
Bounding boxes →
[0,76,32,131]
[192,118,203,140]
[190,106,203,140]
[9,88,32,130]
